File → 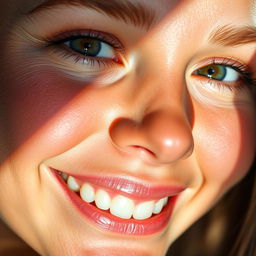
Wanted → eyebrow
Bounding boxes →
[28,0,157,30]
[28,1,256,47]
[209,25,256,46]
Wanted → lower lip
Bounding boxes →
[53,170,176,236]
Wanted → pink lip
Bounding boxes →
[51,168,183,236]
[58,170,184,200]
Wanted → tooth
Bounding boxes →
[163,197,168,206]
[110,195,135,219]
[80,184,95,203]
[67,176,80,192]
[153,198,165,214]
[133,201,154,220]
[61,172,68,181]
[95,189,111,210]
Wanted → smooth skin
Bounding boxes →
[0,0,255,255]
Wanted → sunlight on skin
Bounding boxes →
[252,0,256,24]
[0,1,255,256]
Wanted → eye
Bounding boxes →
[194,64,239,82]
[47,30,125,67]
[44,30,128,84]
[64,37,116,59]
[188,59,255,106]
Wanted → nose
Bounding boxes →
[109,108,194,164]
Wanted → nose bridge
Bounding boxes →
[125,58,184,118]
[129,37,189,125]
[109,27,194,165]
[128,23,187,110]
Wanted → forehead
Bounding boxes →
[0,0,254,37]
[0,0,253,32]
[0,0,256,20]
[1,0,253,15]
[1,0,173,13]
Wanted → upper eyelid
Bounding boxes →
[45,32,128,67]
[192,63,248,78]
[192,57,249,71]
[189,57,253,79]
[190,62,256,86]
[46,30,126,53]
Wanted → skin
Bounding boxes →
[0,0,255,255]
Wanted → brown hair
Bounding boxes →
[230,161,256,256]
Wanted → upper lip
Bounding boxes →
[52,168,185,200]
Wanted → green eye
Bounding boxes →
[64,37,115,58]
[195,64,239,82]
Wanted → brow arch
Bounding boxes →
[209,25,256,46]
[29,0,157,30]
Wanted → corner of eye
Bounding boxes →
[118,52,136,72]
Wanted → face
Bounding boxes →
[0,0,255,255]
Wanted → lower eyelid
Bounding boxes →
[47,43,122,66]
[186,79,253,108]
[42,44,130,86]
[191,74,246,88]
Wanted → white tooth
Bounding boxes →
[95,189,111,210]
[133,201,154,220]
[67,176,80,192]
[80,184,95,203]
[61,172,68,181]
[153,198,165,214]
[163,197,168,206]
[110,195,135,219]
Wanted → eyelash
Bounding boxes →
[44,30,256,90]
[45,29,125,67]
[193,58,256,90]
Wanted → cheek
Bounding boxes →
[0,66,101,160]
[195,106,255,188]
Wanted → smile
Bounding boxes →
[51,168,184,236]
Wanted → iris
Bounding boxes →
[69,37,102,56]
[196,64,227,81]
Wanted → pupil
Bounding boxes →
[83,42,92,51]
[71,38,101,56]
[207,68,215,76]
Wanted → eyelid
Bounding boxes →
[186,57,255,107]
[191,57,250,73]
[45,29,126,54]
[38,29,132,86]
[190,57,256,84]
[43,29,129,68]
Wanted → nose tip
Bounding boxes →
[109,110,194,164]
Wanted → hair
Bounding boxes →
[230,161,256,256]
[167,160,256,256]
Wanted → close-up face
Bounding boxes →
[0,0,255,255]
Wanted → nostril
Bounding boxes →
[109,112,194,164]
[131,145,156,158]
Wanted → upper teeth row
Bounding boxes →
[62,173,168,220]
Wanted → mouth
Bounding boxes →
[51,168,183,236]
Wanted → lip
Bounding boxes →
[60,170,184,200]
[50,168,183,236]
